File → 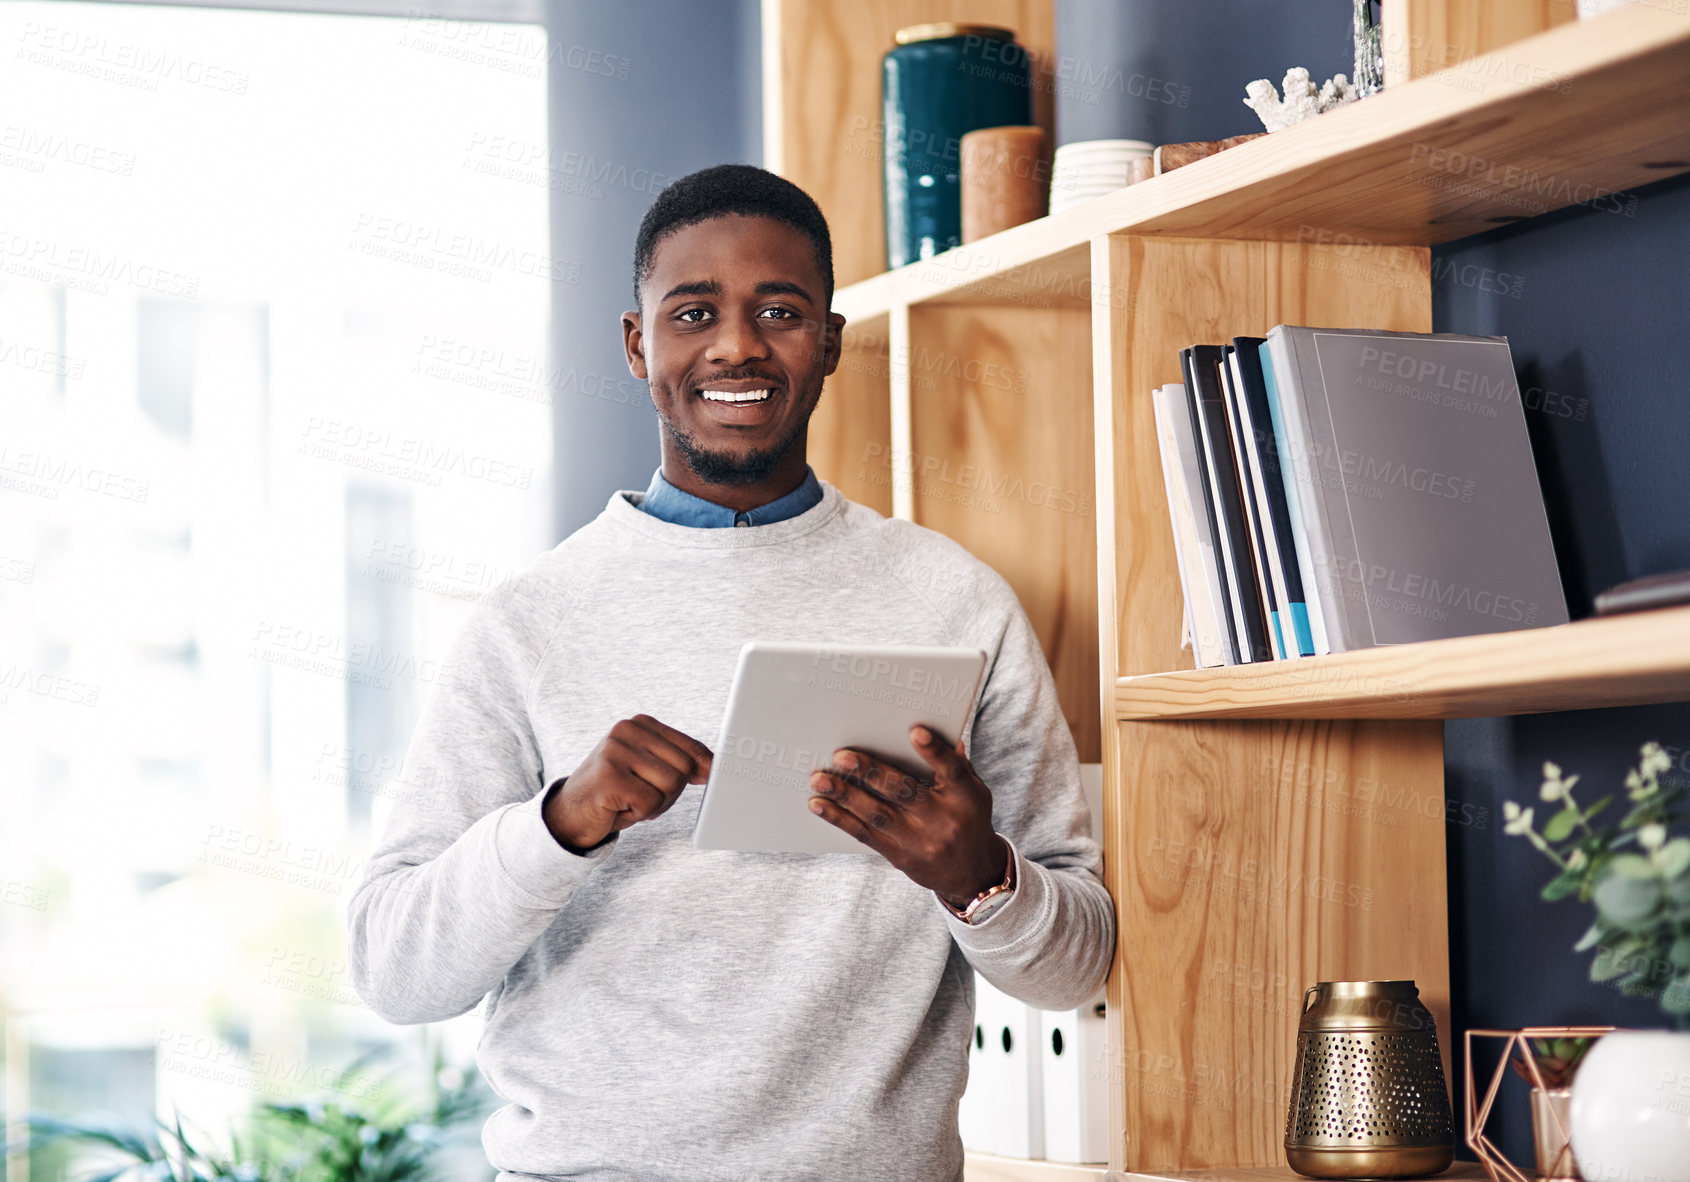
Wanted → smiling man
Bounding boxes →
[347,164,1115,1182]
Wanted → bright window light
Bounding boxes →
[0,0,552,1154]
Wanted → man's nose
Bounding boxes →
[707,314,769,366]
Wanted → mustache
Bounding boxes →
[693,368,783,387]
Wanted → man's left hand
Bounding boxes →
[807,724,1007,911]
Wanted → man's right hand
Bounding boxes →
[541,714,713,853]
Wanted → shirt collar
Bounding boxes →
[637,464,823,528]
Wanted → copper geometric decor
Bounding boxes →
[1464,1027,1615,1182]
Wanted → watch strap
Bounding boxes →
[943,836,1015,923]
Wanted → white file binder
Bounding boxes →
[973,972,1045,1158]
[1040,990,1110,1162]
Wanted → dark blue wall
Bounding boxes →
[1436,171,1690,1158]
[1054,0,1354,145]
[545,0,762,540]
[1056,0,1690,1164]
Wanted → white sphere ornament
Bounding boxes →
[1569,1030,1690,1182]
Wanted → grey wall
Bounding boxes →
[545,0,762,541]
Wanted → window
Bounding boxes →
[0,0,551,1157]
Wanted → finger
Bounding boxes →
[625,714,713,782]
[592,770,666,829]
[831,749,926,807]
[909,724,969,786]
[608,739,697,813]
[810,768,907,843]
[807,788,896,854]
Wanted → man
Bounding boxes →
[346,164,1114,1182]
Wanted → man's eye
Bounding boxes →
[676,308,711,323]
[760,307,795,320]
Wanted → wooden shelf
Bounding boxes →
[1113,606,1690,720]
[830,5,1690,319]
[965,1155,1491,1182]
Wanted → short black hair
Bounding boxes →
[632,163,833,310]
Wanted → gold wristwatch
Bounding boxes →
[942,837,1016,924]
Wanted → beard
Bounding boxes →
[659,375,821,487]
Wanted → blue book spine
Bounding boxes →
[1258,341,1320,656]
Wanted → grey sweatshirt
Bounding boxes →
[345,478,1115,1182]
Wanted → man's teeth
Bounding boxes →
[701,388,772,403]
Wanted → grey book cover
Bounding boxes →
[1268,326,1568,647]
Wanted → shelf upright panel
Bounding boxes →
[1090,231,1135,1173]
[906,289,1100,761]
[1093,232,1449,1169]
[887,299,915,522]
[762,0,1056,289]
[813,311,896,516]
[1383,0,1576,87]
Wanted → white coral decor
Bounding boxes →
[1244,66,1361,132]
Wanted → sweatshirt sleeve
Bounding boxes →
[938,578,1117,1012]
[345,578,617,1025]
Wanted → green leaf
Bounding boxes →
[1663,975,1690,1015]
[1543,870,1583,901]
[1621,803,1659,828]
[1657,837,1690,880]
[1595,871,1662,926]
[1621,972,1665,998]
[1583,795,1613,823]
[1669,873,1690,907]
[1574,922,1606,952]
[1544,806,1581,842]
[1592,942,1638,981]
[1611,853,1657,878]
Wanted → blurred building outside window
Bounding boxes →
[0,2,555,1173]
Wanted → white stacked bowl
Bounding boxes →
[1050,138,1153,214]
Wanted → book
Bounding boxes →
[1593,570,1690,616]
[1263,326,1569,647]
[1231,337,1314,657]
[1176,352,1239,663]
[1219,344,1285,659]
[1182,345,1272,662]
[1259,338,1334,654]
[1152,384,1227,667]
[1151,387,1202,665]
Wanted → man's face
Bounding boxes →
[622,214,844,486]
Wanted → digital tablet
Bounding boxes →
[692,641,989,854]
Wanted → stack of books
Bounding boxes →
[1152,327,1569,667]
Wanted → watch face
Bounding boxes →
[967,888,1013,924]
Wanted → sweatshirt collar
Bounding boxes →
[637,463,823,528]
[608,476,846,548]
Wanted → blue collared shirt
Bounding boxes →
[636,464,823,528]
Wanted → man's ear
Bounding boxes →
[621,310,647,380]
[821,311,847,377]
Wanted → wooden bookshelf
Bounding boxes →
[828,6,1690,319]
[1115,606,1690,720]
[767,0,1690,1173]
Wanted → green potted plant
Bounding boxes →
[1508,1036,1593,1181]
[1503,740,1690,1182]
[8,1046,496,1182]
